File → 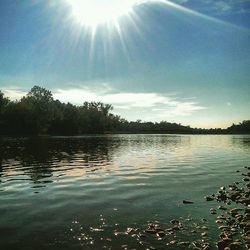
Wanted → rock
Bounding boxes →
[183,200,194,204]
[156,231,165,238]
[201,232,208,237]
[170,219,179,224]
[229,242,242,250]
[177,241,190,247]
[139,233,146,238]
[219,226,229,231]
[126,227,135,234]
[216,220,223,224]
[230,208,239,215]
[217,238,233,250]
[217,215,227,220]
[169,240,177,244]
[145,229,156,234]
[155,227,164,232]
[205,196,214,201]
[218,206,227,210]
[217,192,227,201]
[203,244,211,250]
[172,225,180,231]
[240,198,250,205]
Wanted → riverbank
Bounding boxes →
[120,165,250,249]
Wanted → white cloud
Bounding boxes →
[1,86,206,121]
[214,1,232,13]
[2,88,26,101]
[54,87,205,119]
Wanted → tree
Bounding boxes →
[27,86,53,102]
[20,86,54,133]
[0,91,9,114]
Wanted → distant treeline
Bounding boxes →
[0,86,249,135]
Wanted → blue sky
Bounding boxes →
[0,0,250,128]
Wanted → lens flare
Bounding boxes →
[66,0,140,27]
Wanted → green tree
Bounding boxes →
[21,86,54,133]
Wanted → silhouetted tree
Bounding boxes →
[0,86,249,135]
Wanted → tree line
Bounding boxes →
[0,86,249,135]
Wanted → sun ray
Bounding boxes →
[160,0,250,33]
[65,0,139,28]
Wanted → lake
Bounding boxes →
[0,134,250,249]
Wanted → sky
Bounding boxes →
[0,0,250,128]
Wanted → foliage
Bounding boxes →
[0,86,249,135]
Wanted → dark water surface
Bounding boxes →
[0,134,250,249]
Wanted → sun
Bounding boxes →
[66,0,139,27]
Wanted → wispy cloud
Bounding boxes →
[53,87,207,120]
[2,88,26,101]
[170,0,250,16]
[2,85,206,121]
[214,1,232,13]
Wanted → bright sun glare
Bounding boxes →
[66,0,140,27]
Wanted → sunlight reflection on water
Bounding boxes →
[0,134,250,249]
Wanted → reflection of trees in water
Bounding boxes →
[0,136,121,186]
[0,158,2,184]
[116,134,189,152]
[0,135,193,187]
[0,138,5,183]
[231,136,250,151]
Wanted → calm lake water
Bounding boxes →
[0,134,250,249]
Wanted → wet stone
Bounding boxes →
[145,229,156,234]
[205,196,214,201]
[218,206,227,210]
[219,225,229,231]
[217,238,233,250]
[170,219,179,224]
[183,200,194,204]
[216,220,224,224]
[156,231,165,238]
[229,241,242,250]
[201,232,208,237]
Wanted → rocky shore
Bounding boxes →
[122,165,250,249]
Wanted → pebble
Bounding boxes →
[205,196,214,201]
[156,231,165,238]
[218,205,227,210]
[169,240,177,244]
[219,225,229,231]
[122,166,250,250]
[145,229,156,234]
[201,232,208,237]
[216,220,224,224]
[170,219,179,224]
[217,238,233,250]
[229,241,242,249]
[183,200,194,204]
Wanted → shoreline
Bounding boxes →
[1,133,250,137]
[118,165,250,249]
